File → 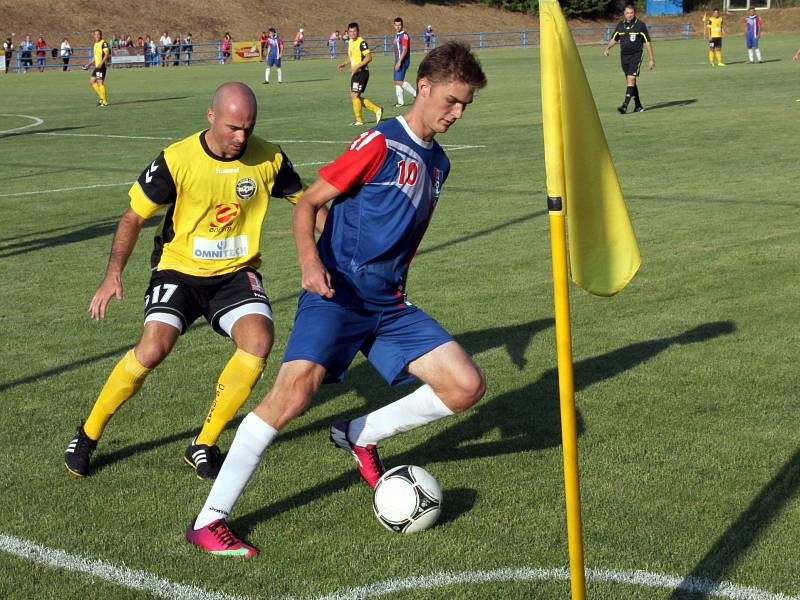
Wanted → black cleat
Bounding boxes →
[633,106,645,113]
[184,441,224,480]
[617,105,627,114]
[65,424,98,477]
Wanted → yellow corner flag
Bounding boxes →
[540,0,641,297]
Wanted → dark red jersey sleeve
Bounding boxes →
[318,130,387,193]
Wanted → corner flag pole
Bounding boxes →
[540,1,587,597]
[547,196,587,600]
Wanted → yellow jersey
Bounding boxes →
[707,16,724,38]
[128,131,304,277]
[347,36,370,71]
[93,39,109,67]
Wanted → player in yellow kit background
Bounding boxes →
[706,9,726,66]
[82,29,110,106]
[338,22,383,126]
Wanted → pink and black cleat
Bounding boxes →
[329,420,385,488]
[186,518,257,558]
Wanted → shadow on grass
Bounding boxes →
[0,125,90,139]
[235,320,736,533]
[0,216,160,258]
[109,96,192,106]
[644,99,698,111]
[667,445,800,600]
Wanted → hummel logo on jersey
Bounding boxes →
[145,161,160,184]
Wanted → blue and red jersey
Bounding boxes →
[317,116,450,309]
[745,15,762,38]
[394,31,411,66]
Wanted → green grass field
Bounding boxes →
[1,33,799,600]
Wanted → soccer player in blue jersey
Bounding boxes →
[263,28,283,84]
[744,8,763,64]
[392,17,417,107]
[186,41,488,557]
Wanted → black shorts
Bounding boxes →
[92,66,107,80]
[620,52,643,77]
[709,37,722,49]
[143,268,272,337]
[351,70,370,94]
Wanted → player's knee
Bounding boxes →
[133,341,172,368]
[445,367,486,414]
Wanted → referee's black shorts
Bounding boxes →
[620,52,643,77]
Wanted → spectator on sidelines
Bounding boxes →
[35,35,47,72]
[183,33,193,66]
[111,34,119,49]
[144,35,154,66]
[3,38,13,74]
[60,37,73,71]
[172,34,181,66]
[293,28,304,60]
[260,31,268,57]
[424,25,434,51]
[20,35,33,72]
[221,32,232,63]
[328,30,340,59]
[159,31,172,67]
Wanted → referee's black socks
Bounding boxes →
[623,85,635,108]
[633,85,642,108]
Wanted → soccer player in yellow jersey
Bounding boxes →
[337,22,383,126]
[706,9,726,66]
[65,82,327,480]
[82,29,110,106]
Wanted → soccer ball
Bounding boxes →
[372,465,442,533]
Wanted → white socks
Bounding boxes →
[402,81,417,97]
[349,384,454,446]
[195,412,278,529]
[755,48,762,62]
[277,68,282,83]
[265,67,270,82]
[395,86,404,105]
[748,49,754,62]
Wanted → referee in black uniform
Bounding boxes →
[603,4,655,113]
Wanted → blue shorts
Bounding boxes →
[283,291,453,386]
[393,63,410,81]
[746,35,759,49]
[267,56,281,67]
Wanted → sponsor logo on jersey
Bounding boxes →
[193,235,249,259]
[209,203,240,231]
[216,167,240,174]
[236,177,257,200]
[431,167,442,201]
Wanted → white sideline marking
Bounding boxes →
[0,162,326,198]
[0,181,136,198]
[0,114,44,135]
[319,568,800,600]
[2,532,797,600]
[36,132,174,140]
[0,533,248,600]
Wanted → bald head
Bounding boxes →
[205,82,258,159]
[211,82,257,117]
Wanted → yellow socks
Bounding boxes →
[716,49,724,65]
[84,350,151,440]
[709,49,715,65]
[362,98,380,114]
[98,84,108,104]
[195,349,266,446]
[352,97,364,122]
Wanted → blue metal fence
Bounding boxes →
[2,23,692,74]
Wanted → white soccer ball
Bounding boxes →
[372,465,442,533]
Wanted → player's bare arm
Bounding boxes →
[89,208,146,320]
[292,179,340,298]
[646,41,655,69]
[603,39,617,56]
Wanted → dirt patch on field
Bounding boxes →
[4,1,799,44]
